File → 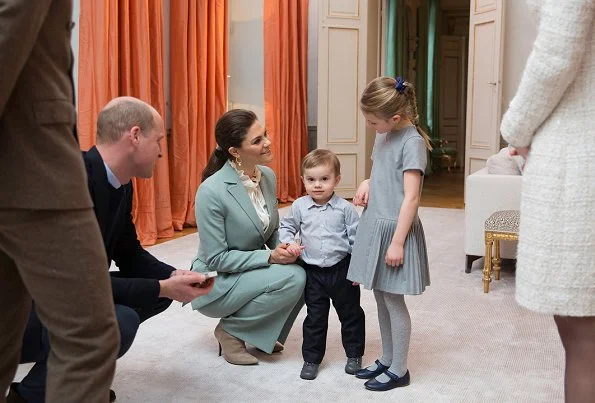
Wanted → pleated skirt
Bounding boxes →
[347,216,430,295]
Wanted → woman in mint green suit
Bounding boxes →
[191,109,306,365]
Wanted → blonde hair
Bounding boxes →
[360,76,432,150]
[301,149,341,176]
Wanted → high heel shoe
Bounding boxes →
[256,341,284,354]
[214,324,258,365]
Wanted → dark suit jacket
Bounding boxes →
[0,0,92,209]
[84,146,174,308]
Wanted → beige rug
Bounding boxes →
[14,207,564,402]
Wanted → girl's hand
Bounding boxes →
[286,242,305,257]
[353,179,370,207]
[385,242,404,268]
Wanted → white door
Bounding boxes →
[464,0,505,177]
[317,0,380,198]
[439,35,466,168]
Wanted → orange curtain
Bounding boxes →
[263,0,309,202]
[78,0,173,245]
[169,0,228,229]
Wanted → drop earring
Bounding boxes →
[235,156,242,167]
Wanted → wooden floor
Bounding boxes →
[155,169,464,245]
[420,168,465,209]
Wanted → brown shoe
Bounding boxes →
[7,382,117,402]
[214,323,258,365]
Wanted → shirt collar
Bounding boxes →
[305,193,338,209]
[104,163,122,189]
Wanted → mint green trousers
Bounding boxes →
[197,263,306,353]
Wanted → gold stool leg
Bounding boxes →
[493,239,501,280]
[483,233,493,293]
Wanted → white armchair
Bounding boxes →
[464,167,522,272]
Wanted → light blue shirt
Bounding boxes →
[104,163,122,189]
[279,194,359,268]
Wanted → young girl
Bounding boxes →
[347,76,432,391]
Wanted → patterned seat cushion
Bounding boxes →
[485,210,520,233]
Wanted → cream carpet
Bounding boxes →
[14,207,564,402]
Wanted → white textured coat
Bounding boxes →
[500,0,595,316]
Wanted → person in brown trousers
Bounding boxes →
[0,1,120,402]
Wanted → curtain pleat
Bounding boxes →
[78,0,173,245]
[263,0,309,202]
[169,0,228,229]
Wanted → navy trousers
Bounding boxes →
[302,255,365,364]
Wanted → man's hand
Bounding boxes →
[159,271,215,303]
[169,269,195,277]
[269,243,299,264]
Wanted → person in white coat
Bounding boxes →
[500,1,595,401]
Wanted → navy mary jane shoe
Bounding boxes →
[354,359,389,379]
[364,369,410,391]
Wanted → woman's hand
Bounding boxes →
[385,242,404,268]
[269,243,299,264]
[353,179,370,207]
[509,146,530,159]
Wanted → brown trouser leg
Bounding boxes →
[0,209,119,403]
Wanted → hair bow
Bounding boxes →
[395,76,406,93]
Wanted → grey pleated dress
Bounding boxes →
[347,126,430,295]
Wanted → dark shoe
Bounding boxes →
[300,362,319,380]
[7,383,26,403]
[345,356,362,374]
[7,381,117,402]
[364,370,410,391]
[355,359,389,379]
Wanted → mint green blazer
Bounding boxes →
[190,162,280,309]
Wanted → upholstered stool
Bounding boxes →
[483,210,520,293]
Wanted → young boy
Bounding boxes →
[279,149,365,380]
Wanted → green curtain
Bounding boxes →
[385,0,406,77]
[385,0,439,140]
[426,0,439,140]
[416,1,429,131]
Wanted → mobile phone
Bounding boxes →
[195,271,217,288]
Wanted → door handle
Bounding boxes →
[488,81,497,85]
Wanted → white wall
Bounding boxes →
[228,0,265,124]
[502,0,537,108]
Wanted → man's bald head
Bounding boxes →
[96,97,160,144]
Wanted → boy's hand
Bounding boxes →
[269,243,300,264]
[286,242,305,257]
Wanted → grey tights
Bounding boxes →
[366,290,411,381]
